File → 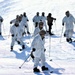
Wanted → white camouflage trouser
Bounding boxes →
[34,53,45,68]
[11,37,24,47]
[64,29,73,38]
[0,23,1,33]
[43,22,47,31]
[24,23,29,32]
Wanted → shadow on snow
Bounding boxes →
[12,45,31,60]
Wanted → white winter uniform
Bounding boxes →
[19,20,25,34]
[31,34,45,68]
[62,14,75,38]
[10,24,24,47]
[21,16,29,32]
[33,15,41,27]
[0,16,3,33]
[41,16,47,31]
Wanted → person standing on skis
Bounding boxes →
[10,17,25,51]
[47,13,56,35]
[31,30,48,72]
[21,12,30,35]
[62,11,75,43]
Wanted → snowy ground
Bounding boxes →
[0,0,75,75]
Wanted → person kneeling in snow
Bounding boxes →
[10,20,25,51]
[31,30,48,72]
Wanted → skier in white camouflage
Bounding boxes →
[62,11,75,43]
[41,12,47,31]
[33,12,41,28]
[10,16,25,51]
[31,30,48,72]
[21,12,30,35]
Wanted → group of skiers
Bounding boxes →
[33,12,56,35]
[10,12,31,51]
[0,10,75,72]
[9,12,56,52]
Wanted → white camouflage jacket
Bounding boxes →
[10,25,23,39]
[33,15,41,23]
[31,34,45,58]
[62,14,75,30]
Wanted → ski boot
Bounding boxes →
[11,46,13,51]
[33,67,40,72]
[41,66,48,71]
[0,32,1,35]
[22,45,25,49]
[69,38,72,43]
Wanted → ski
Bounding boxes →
[24,70,53,74]
[34,71,53,73]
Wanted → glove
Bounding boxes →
[55,18,56,20]
[17,41,20,44]
[32,48,36,52]
[10,22,12,24]
[44,49,46,52]
[25,26,27,28]
[27,19,29,21]
[12,34,14,37]
[33,20,34,22]
[0,19,3,22]
[62,23,64,26]
[31,51,34,60]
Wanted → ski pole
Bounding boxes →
[54,20,57,33]
[49,34,52,61]
[19,54,31,69]
[49,35,51,57]
[2,23,6,35]
[60,26,64,43]
[8,23,12,38]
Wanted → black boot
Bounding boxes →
[50,32,54,35]
[0,32,1,35]
[64,33,66,37]
[11,46,13,51]
[66,38,72,43]
[69,38,72,43]
[66,38,69,42]
[22,45,25,49]
[33,67,40,72]
[17,41,20,44]
[41,66,48,71]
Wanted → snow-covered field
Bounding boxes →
[0,0,75,75]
